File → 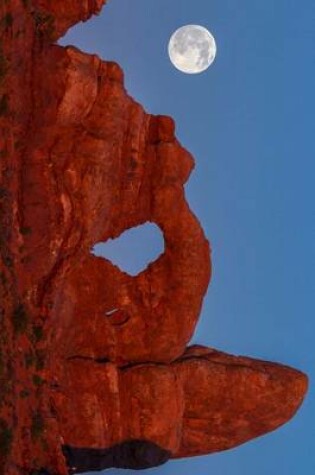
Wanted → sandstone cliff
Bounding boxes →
[0,1,308,474]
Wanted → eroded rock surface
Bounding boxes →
[0,1,307,474]
[55,346,307,467]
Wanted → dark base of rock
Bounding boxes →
[62,440,171,473]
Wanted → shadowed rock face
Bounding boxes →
[0,1,308,474]
[62,440,171,473]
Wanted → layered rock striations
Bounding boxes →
[0,1,308,474]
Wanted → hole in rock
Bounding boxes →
[91,223,164,276]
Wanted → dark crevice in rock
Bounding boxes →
[120,361,167,371]
[66,355,111,364]
[94,357,111,364]
[62,439,171,473]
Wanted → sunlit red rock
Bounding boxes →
[54,348,307,462]
[0,1,307,474]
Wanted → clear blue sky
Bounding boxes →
[59,1,315,473]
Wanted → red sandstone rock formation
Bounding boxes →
[0,1,308,474]
[56,346,307,462]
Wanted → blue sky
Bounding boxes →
[60,1,315,473]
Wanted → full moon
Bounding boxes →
[168,25,217,74]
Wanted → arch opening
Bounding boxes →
[91,222,164,276]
